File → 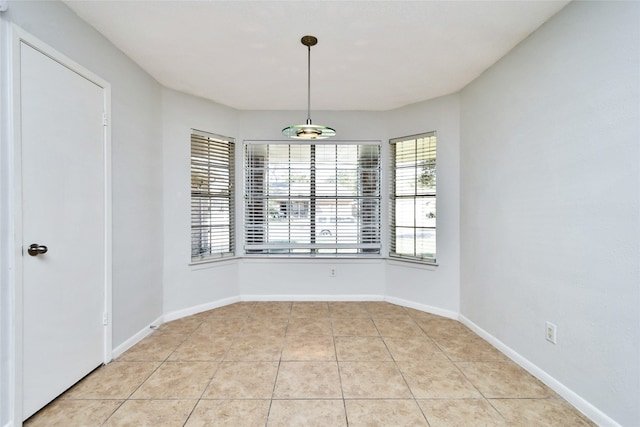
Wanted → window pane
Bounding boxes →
[416,137,436,194]
[390,132,436,262]
[393,227,415,256]
[394,167,416,196]
[415,228,436,258]
[415,197,436,227]
[245,143,380,254]
[395,199,415,227]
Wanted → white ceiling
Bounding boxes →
[64,0,570,111]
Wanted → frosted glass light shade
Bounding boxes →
[282,122,336,140]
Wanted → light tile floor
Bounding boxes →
[25,302,596,426]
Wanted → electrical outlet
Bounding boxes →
[545,321,557,344]
[330,267,336,277]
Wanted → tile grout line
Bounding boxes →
[377,308,433,426]
[180,313,249,427]
[102,322,196,425]
[99,317,205,426]
[414,315,512,425]
[329,308,351,426]
[264,303,292,426]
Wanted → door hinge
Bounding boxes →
[102,312,109,325]
[102,113,108,127]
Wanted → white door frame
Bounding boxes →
[8,25,112,424]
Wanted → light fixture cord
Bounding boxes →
[307,43,312,124]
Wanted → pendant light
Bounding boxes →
[282,35,336,140]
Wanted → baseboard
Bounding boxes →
[3,420,14,427]
[459,315,621,427]
[240,294,385,302]
[111,314,164,360]
[163,296,240,323]
[110,297,241,361]
[385,296,459,320]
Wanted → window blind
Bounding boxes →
[390,132,436,263]
[191,130,235,260]
[245,142,381,255]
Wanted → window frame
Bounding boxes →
[243,141,382,257]
[389,131,437,265]
[190,129,235,263]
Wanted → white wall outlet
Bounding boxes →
[330,267,336,277]
[545,321,557,344]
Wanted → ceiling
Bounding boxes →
[63,0,570,111]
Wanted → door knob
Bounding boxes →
[28,244,48,256]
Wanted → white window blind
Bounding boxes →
[390,132,436,263]
[191,130,235,261]
[245,142,381,255]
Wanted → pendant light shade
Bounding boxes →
[282,35,336,140]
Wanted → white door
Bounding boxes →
[20,41,108,420]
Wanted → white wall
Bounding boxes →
[459,2,639,426]
[386,95,461,314]
[0,2,164,424]
[239,258,386,300]
[161,88,240,315]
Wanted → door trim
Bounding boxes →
[8,24,112,424]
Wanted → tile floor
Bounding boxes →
[25,302,596,426]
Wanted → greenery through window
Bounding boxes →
[390,132,436,263]
[245,142,380,255]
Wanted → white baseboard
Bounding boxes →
[240,294,385,302]
[459,315,620,427]
[163,296,240,323]
[111,297,241,362]
[385,296,459,320]
[111,314,164,360]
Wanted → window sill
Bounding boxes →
[188,254,439,269]
[387,256,438,269]
[189,256,238,268]
[241,253,383,261]
[188,255,438,269]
